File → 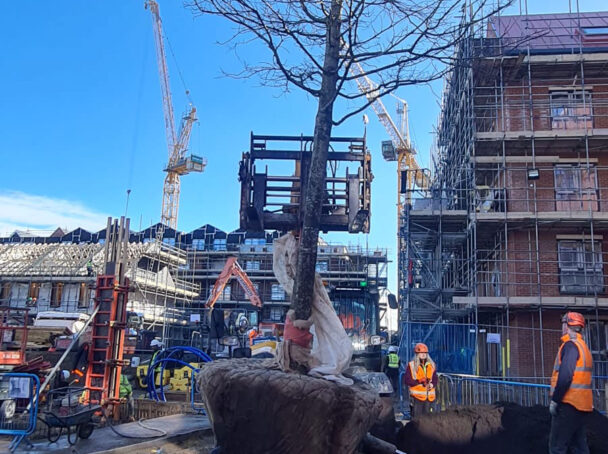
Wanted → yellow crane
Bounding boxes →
[350,62,430,212]
[146,0,206,230]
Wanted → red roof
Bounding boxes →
[487,12,608,52]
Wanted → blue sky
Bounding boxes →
[1,0,606,292]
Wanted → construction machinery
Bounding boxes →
[350,61,431,209]
[146,0,206,230]
[205,257,263,309]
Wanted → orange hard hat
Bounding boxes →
[414,343,429,353]
[562,312,585,328]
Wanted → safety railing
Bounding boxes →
[0,372,40,452]
[435,373,607,414]
[437,374,551,409]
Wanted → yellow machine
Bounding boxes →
[136,364,171,389]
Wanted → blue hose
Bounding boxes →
[146,346,212,413]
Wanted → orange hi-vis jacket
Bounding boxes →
[408,360,436,402]
[550,333,593,412]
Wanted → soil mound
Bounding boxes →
[197,358,382,454]
[396,402,608,454]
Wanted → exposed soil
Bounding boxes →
[396,402,608,454]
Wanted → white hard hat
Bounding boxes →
[150,339,164,348]
[61,370,70,381]
[388,346,398,353]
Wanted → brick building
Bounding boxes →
[399,11,608,379]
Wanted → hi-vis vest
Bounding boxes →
[550,333,593,412]
[388,353,399,369]
[408,360,436,402]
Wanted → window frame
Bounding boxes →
[0,282,11,303]
[271,284,285,301]
[558,240,604,294]
[245,260,260,271]
[78,283,90,309]
[212,238,227,251]
[549,89,593,130]
[50,282,64,308]
[554,164,598,211]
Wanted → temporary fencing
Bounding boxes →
[398,322,477,374]
[436,373,607,413]
[0,372,40,452]
[437,374,551,409]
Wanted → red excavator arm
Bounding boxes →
[205,257,263,308]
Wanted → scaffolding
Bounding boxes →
[0,223,388,350]
[398,8,608,383]
[0,238,199,344]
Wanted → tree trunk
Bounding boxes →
[291,0,342,321]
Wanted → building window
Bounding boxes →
[245,260,260,271]
[221,284,231,301]
[28,283,40,299]
[558,240,603,294]
[269,307,285,322]
[316,261,329,272]
[163,237,176,247]
[78,283,90,308]
[550,89,592,130]
[50,283,64,308]
[582,27,608,36]
[554,165,598,211]
[588,320,608,354]
[0,283,11,304]
[271,284,285,301]
[192,239,205,251]
[244,238,266,246]
[213,238,227,251]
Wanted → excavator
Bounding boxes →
[205,257,262,310]
[204,257,269,358]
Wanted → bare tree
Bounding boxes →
[190,0,506,324]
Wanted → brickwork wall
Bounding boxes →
[494,230,608,298]
[477,75,608,132]
[507,310,562,377]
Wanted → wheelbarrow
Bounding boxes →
[39,387,100,445]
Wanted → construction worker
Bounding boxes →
[403,342,437,418]
[150,338,164,365]
[382,345,400,392]
[549,312,593,454]
[86,259,94,277]
[119,373,134,421]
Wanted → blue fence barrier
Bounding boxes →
[398,322,477,374]
[437,374,606,413]
[0,373,40,452]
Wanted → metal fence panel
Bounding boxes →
[0,373,40,452]
[437,373,606,413]
[399,322,477,374]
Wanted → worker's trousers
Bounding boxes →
[549,402,590,454]
[410,398,431,419]
[386,367,399,393]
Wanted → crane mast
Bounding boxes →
[350,61,430,206]
[146,0,206,230]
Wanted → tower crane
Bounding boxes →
[146,0,206,230]
[350,62,431,211]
